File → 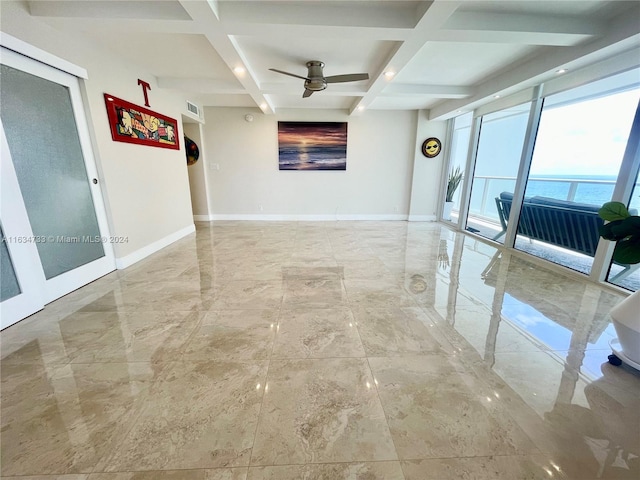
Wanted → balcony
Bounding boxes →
[449,175,640,292]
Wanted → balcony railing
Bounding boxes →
[463,175,639,223]
[449,175,640,292]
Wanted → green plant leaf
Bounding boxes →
[613,237,640,265]
[599,220,625,241]
[598,201,630,221]
[610,216,640,238]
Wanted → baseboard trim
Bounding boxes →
[408,215,437,222]
[193,214,213,221]
[115,224,196,269]
[208,214,409,221]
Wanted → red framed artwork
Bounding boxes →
[104,94,180,150]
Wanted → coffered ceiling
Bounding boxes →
[23,0,640,118]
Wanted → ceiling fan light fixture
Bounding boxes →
[269,60,370,98]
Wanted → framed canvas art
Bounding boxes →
[278,121,347,170]
[104,94,179,150]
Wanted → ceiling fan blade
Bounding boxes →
[324,73,369,83]
[269,68,310,81]
[302,89,314,98]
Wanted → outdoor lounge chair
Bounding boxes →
[493,191,638,282]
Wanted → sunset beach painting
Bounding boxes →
[278,121,347,170]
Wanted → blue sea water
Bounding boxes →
[526,174,618,205]
[279,145,346,170]
[471,174,640,217]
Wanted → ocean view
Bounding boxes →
[470,174,640,217]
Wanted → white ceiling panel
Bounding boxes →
[267,94,357,110]
[368,96,440,110]
[397,41,539,86]
[83,32,236,79]
[196,94,257,107]
[22,0,640,116]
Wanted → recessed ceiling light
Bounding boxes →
[494,94,501,98]
[357,105,365,111]
[260,103,267,110]
[234,66,245,74]
[384,71,395,78]
[556,68,568,74]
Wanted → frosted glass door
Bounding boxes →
[1,64,105,278]
[0,47,115,327]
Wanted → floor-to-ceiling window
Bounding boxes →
[443,112,472,224]
[443,68,640,293]
[607,164,640,290]
[465,103,531,243]
[515,75,639,286]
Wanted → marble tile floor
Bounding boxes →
[1,221,639,479]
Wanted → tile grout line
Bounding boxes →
[245,291,283,468]
[349,303,407,480]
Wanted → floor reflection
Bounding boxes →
[1,221,638,478]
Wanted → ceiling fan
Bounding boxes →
[269,60,369,98]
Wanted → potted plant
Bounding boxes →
[443,166,463,221]
[598,201,640,366]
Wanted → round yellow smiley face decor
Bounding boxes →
[422,137,442,158]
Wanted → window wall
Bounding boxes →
[465,104,531,243]
[443,112,472,224]
[516,84,639,277]
[607,145,640,291]
[445,67,640,292]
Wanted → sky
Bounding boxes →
[278,122,347,147]
[530,89,639,177]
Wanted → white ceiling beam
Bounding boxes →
[432,29,596,47]
[434,12,602,46]
[350,0,462,115]
[383,84,472,98]
[28,0,191,21]
[217,1,418,29]
[445,12,603,38]
[222,23,411,41]
[177,0,275,114]
[157,77,245,94]
[430,10,640,120]
[32,17,198,35]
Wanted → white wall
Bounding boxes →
[1,2,194,263]
[408,112,448,220]
[203,107,417,219]
[184,122,210,219]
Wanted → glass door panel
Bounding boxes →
[0,64,105,279]
[0,224,21,302]
[466,104,531,242]
[444,113,472,223]
[0,123,47,328]
[0,47,115,327]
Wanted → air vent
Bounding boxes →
[186,101,200,117]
